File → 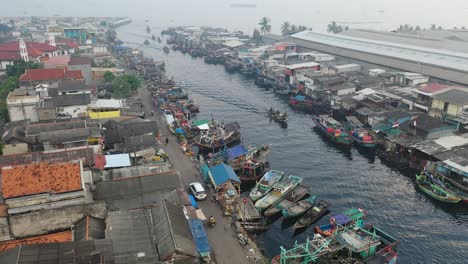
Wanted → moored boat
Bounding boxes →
[282,195,316,218]
[345,116,375,148]
[249,170,285,201]
[264,185,310,217]
[194,121,242,154]
[288,95,314,112]
[416,172,461,203]
[313,208,366,237]
[293,200,330,229]
[255,175,303,212]
[312,115,352,146]
[268,108,287,124]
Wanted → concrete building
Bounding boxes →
[68,56,93,85]
[430,88,468,128]
[289,31,468,86]
[6,89,39,122]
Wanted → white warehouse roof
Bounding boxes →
[292,31,468,72]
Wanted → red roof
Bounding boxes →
[64,69,83,79]
[0,231,72,252]
[51,38,79,49]
[418,84,448,93]
[0,41,58,58]
[19,68,66,81]
[19,68,83,81]
[0,51,21,61]
[1,162,82,198]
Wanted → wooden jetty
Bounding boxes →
[237,197,261,222]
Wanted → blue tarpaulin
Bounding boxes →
[200,164,211,182]
[188,194,199,209]
[188,219,212,254]
[175,128,185,134]
[227,145,248,158]
[294,95,306,101]
[210,163,240,186]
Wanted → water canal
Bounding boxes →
[116,21,468,264]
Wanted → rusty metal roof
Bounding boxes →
[1,162,82,199]
[0,230,72,252]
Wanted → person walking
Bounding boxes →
[165,137,169,145]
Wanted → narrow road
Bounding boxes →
[139,87,254,264]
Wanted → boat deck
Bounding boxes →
[237,198,261,222]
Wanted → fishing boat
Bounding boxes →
[163,46,170,53]
[288,95,314,112]
[151,34,156,40]
[264,185,310,217]
[416,172,461,203]
[345,116,376,148]
[314,208,366,237]
[312,115,352,146]
[282,195,316,218]
[293,200,330,229]
[255,175,303,212]
[144,39,150,45]
[166,88,188,101]
[237,143,271,182]
[249,170,285,201]
[194,121,242,154]
[268,108,287,124]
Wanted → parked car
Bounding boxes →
[189,182,207,200]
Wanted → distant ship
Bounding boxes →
[230,3,257,8]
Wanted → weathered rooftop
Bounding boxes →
[0,231,72,252]
[1,161,82,199]
[432,89,468,106]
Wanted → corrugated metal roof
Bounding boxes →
[292,31,468,72]
[104,154,131,168]
[1,161,82,199]
[0,231,72,252]
[73,216,106,241]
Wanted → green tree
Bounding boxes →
[431,24,436,30]
[281,21,291,35]
[252,28,262,44]
[0,76,19,121]
[100,21,107,27]
[258,17,271,35]
[297,25,308,32]
[290,25,297,34]
[5,60,42,77]
[106,29,117,43]
[438,26,443,30]
[121,74,141,91]
[327,21,343,34]
[415,25,421,30]
[111,77,132,99]
[103,71,116,82]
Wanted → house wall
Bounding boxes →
[88,110,120,119]
[337,88,356,96]
[0,60,14,70]
[59,105,88,118]
[9,201,106,238]
[68,64,92,85]
[7,98,39,122]
[43,140,88,151]
[431,99,460,117]
[37,107,57,121]
[93,46,108,53]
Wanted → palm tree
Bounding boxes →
[430,24,436,30]
[327,21,343,34]
[297,25,308,32]
[290,25,297,34]
[252,28,262,44]
[259,17,271,35]
[281,21,291,35]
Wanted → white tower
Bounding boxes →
[48,33,56,47]
[19,38,29,62]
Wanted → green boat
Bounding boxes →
[416,173,461,203]
[255,175,302,212]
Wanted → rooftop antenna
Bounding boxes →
[48,33,56,47]
[19,38,29,62]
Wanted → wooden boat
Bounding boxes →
[282,195,316,218]
[345,116,375,148]
[195,121,242,154]
[264,185,310,217]
[166,88,188,101]
[268,109,287,124]
[416,173,461,203]
[163,46,170,54]
[144,39,150,45]
[249,170,285,201]
[255,175,303,212]
[312,115,352,146]
[288,95,314,111]
[293,200,330,229]
[314,208,366,237]
[362,226,399,264]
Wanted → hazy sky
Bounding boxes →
[2,0,468,33]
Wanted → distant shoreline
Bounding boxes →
[230,3,257,8]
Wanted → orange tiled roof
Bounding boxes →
[1,162,82,199]
[0,230,72,251]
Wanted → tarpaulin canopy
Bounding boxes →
[227,145,248,158]
[188,219,211,254]
[294,95,306,101]
[192,120,209,126]
[175,128,185,134]
[210,163,240,186]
